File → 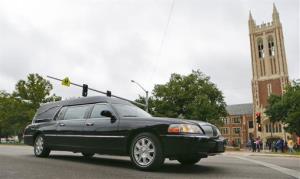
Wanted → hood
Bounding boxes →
[151,117,209,126]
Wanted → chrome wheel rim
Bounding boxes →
[35,136,44,155]
[133,137,155,167]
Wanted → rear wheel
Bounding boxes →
[34,134,50,158]
[130,133,164,170]
[81,152,95,158]
[177,155,201,165]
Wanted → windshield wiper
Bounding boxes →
[123,115,137,117]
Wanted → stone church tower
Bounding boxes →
[249,4,289,141]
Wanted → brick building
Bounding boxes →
[220,103,253,147]
[249,4,291,143]
[221,4,292,148]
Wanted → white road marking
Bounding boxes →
[234,156,300,179]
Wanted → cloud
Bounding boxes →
[0,0,298,105]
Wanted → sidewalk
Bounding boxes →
[224,149,300,158]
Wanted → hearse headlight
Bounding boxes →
[168,124,203,134]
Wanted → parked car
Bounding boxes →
[24,96,225,170]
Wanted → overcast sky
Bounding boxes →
[0,0,299,105]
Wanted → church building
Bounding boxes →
[249,4,290,143]
[221,4,291,147]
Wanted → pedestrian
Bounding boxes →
[284,140,288,152]
[287,138,295,153]
[251,138,256,152]
[272,141,276,152]
[255,138,260,152]
[247,139,252,151]
[275,139,281,152]
[280,139,284,153]
[268,140,272,151]
[276,139,284,153]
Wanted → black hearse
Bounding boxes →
[24,96,225,170]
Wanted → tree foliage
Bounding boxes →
[265,95,285,123]
[0,74,61,140]
[265,81,300,136]
[137,70,227,126]
[0,93,35,138]
[13,73,61,109]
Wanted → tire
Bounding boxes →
[130,132,164,170]
[34,134,50,158]
[177,155,201,166]
[82,152,95,158]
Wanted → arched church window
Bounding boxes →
[257,39,264,59]
[268,36,275,56]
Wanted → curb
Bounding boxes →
[248,153,300,158]
[224,151,300,158]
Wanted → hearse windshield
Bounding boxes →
[112,104,151,118]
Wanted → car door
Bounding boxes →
[55,105,91,148]
[83,103,121,152]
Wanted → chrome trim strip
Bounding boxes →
[160,134,210,139]
[44,134,125,138]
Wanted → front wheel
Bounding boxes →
[177,155,201,165]
[34,134,50,157]
[130,133,164,170]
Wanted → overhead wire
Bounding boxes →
[148,0,176,84]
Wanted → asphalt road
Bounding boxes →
[0,145,299,179]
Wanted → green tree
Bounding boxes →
[13,73,61,109]
[0,91,11,138]
[0,74,61,142]
[265,95,285,136]
[146,70,227,125]
[135,95,155,114]
[265,81,300,136]
[0,96,35,141]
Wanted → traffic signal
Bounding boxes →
[106,90,111,97]
[258,124,262,132]
[82,84,88,97]
[256,112,261,124]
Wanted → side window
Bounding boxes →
[55,107,67,121]
[90,104,111,118]
[63,105,90,120]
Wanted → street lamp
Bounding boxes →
[131,80,149,112]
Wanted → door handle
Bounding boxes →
[86,123,94,126]
[59,123,65,127]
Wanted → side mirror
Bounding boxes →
[101,110,112,117]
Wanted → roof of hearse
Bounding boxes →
[34,96,131,120]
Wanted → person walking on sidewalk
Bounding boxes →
[247,139,252,151]
[287,137,295,153]
[272,140,277,152]
[255,137,261,152]
[276,139,284,153]
[251,138,256,152]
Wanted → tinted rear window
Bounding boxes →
[33,105,61,123]
[63,105,90,120]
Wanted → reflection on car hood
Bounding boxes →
[151,117,194,124]
[151,117,209,126]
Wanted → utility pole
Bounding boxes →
[131,80,149,112]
